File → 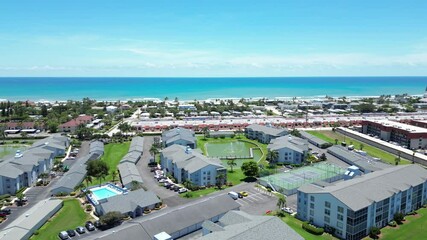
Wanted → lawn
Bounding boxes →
[279,213,337,240]
[98,141,130,182]
[0,144,30,158]
[366,207,427,240]
[181,187,219,198]
[306,130,411,165]
[31,199,92,240]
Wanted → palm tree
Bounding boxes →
[334,138,338,145]
[395,157,400,165]
[267,150,279,166]
[202,127,209,140]
[359,143,364,150]
[39,172,49,185]
[182,179,192,189]
[16,193,25,206]
[99,172,107,186]
[215,173,226,189]
[277,195,287,210]
[131,180,140,190]
[84,175,93,188]
[0,124,6,144]
[227,159,237,172]
[111,170,118,183]
[118,122,132,135]
[149,145,159,163]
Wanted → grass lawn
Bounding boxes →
[98,141,130,183]
[279,213,337,240]
[181,187,219,198]
[31,199,92,240]
[227,169,246,185]
[365,207,427,240]
[306,130,411,165]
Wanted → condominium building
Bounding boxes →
[162,127,196,149]
[361,120,427,149]
[245,124,288,144]
[267,135,309,164]
[160,145,226,187]
[297,165,427,240]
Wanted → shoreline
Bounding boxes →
[0,94,423,104]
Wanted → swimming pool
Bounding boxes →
[90,185,123,201]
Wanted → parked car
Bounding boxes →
[85,221,95,231]
[281,207,294,214]
[165,183,174,189]
[228,191,239,200]
[58,231,69,240]
[237,192,243,198]
[172,185,181,191]
[76,226,86,234]
[0,209,11,215]
[239,191,249,197]
[0,212,8,217]
[94,220,102,228]
[66,229,76,237]
[159,179,168,183]
[178,188,188,194]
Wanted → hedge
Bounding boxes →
[302,222,324,235]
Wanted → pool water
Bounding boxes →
[91,187,120,200]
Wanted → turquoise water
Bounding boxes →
[0,77,425,101]
[91,187,119,200]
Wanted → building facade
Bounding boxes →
[245,124,288,144]
[268,135,309,164]
[361,120,427,149]
[162,127,196,149]
[297,165,427,240]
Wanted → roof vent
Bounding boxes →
[185,146,192,154]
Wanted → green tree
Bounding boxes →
[241,161,259,178]
[118,122,132,135]
[47,120,59,133]
[359,143,364,150]
[76,124,93,140]
[319,153,327,161]
[202,127,209,140]
[111,170,118,182]
[182,179,193,189]
[290,129,301,137]
[277,195,287,209]
[39,172,49,185]
[267,150,279,166]
[100,211,124,226]
[227,159,237,172]
[215,173,226,189]
[41,105,48,117]
[394,212,405,224]
[0,124,6,144]
[86,160,110,183]
[395,157,400,165]
[334,138,338,145]
[84,175,93,188]
[131,180,141,190]
[369,227,381,239]
[149,145,159,163]
[16,193,26,206]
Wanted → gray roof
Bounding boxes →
[200,211,304,240]
[162,127,196,146]
[299,131,329,146]
[268,135,309,154]
[98,189,160,214]
[327,146,391,172]
[129,137,144,153]
[246,124,288,137]
[299,164,427,211]
[119,151,141,164]
[90,141,104,158]
[50,154,91,193]
[118,162,143,186]
[85,194,240,240]
[0,199,63,240]
[0,164,24,179]
[162,145,224,173]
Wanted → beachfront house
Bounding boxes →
[245,124,288,144]
[162,127,196,149]
[267,135,309,164]
[160,145,226,187]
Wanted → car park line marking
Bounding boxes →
[242,197,254,203]
[236,200,247,205]
[248,194,264,200]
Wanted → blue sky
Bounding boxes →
[1,0,427,77]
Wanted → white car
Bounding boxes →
[178,188,188,194]
[281,207,294,214]
[159,179,168,183]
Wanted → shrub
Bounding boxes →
[302,222,324,235]
[33,230,40,236]
[388,221,397,227]
[394,212,405,224]
[369,226,381,239]
[0,194,11,201]
[55,192,68,197]
[407,210,417,215]
[86,205,93,211]
[70,192,76,196]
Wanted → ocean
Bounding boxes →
[0,77,426,101]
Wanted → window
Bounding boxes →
[338,206,344,213]
[337,221,343,228]
[337,214,343,221]
[325,201,331,208]
[324,216,330,223]
[310,196,315,201]
[310,203,314,209]
[325,209,330,215]
[310,209,314,216]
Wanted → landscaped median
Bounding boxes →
[31,198,92,240]
[306,130,411,165]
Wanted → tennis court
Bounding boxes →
[259,162,345,195]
